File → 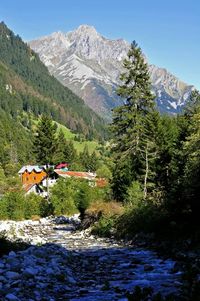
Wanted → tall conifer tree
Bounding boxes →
[111,41,156,200]
[53,130,67,164]
[33,115,56,165]
[112,41,155,155]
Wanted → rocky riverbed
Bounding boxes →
[0,216,183,300]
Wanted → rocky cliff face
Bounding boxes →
[30,25,194,121]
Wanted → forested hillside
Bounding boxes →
[0,109,31,167]
[0,22,106,139]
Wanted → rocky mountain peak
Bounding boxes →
[69,24,99,38]
[29,25,194,120]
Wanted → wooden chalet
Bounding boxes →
[18,166,47,185]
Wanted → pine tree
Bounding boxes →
[79,145,90,171]
[88,151,99,172]
[33,115,57,165]
[53,130,67,164]
[64,140,77,164]
[53,130,77,165]
[183,106,200,216]
[111,41,156,200]
[111,41,155,156]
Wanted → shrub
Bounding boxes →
[39,199,54,217]
[87,200,124,217]
[50,179,77,216]
[90,200,124,237]
[75,180,92,219]
[24,193,43,219]
[0,198,8,219]
[0,190,54,220]
[90,185,111,203]
[96,165,112,179]
[116,203,168,238]
[4,191,25,220]
[127,181,143,208]
[92,216,115,237]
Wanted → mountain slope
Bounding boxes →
[0,22,106,138]
[30,25,194,120]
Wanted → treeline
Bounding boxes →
[100,42,200,238]
[0,21,106,139]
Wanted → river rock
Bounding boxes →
[5,271,20,280]
[0,215,183,300]
[23,267,38,277]
[5,293,20,301]
[144,264,154,271]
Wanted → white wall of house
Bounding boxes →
[25,185,38,195]
[41,178,57,188]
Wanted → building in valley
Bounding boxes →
[18,165,107,196]
[18,166,47,185]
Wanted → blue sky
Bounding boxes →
[1,0,200,89]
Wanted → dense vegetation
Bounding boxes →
[0,176,111,220]
[0,109,31,168]
[94,42,200,242]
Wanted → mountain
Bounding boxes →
[30,25,194,121]
[0,22,106,139]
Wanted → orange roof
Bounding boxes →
[55,170,95,180]
[23,183,35,192]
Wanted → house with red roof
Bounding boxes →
[54,170,96,181]
[19,165,107,196]
[55,163,69,170]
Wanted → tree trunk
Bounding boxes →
[46,164,50,203]
[144,143,149,199]
[46,174,49,202]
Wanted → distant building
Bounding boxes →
[54,170,96,181]
[18,166,47,185]
[23,183,47,197]
[18,165,107,196]
[54,170,107,187]
[55,163,69,170]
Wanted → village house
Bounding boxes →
[53,170,107,187]
[54,170,97,186]
[23,183,46,197]
[18,165,107,196]
[18,165,47,196]
[54,170,96,180]
[18,165,47,185]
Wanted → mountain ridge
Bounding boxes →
[30,25,194,120]
[0,22,106,138]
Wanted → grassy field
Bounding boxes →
[21,113,101,154]
[55,122,101,153]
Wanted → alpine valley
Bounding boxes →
[30,25,194,121]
